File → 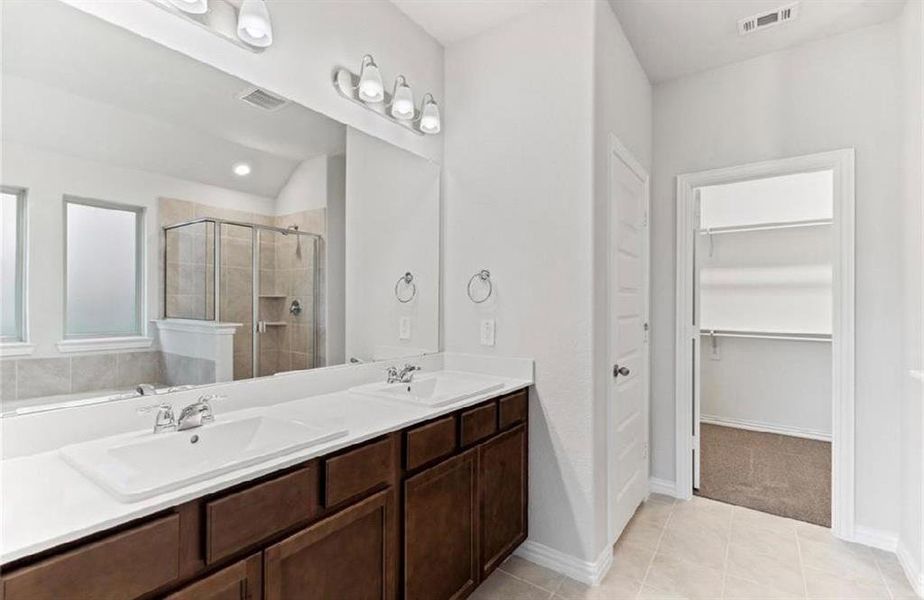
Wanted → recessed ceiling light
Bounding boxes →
[233,163,252,177]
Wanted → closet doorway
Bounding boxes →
[674,150,856,537]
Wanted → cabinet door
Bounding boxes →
[479,424,527,577]
[403,449,478,600]
[165,553,262,600]
[264,490,394,600]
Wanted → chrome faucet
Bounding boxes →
[177,394,223,431]
[137,402,176,434]
[386,364,421,384]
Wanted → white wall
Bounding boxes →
[3,141,275,358]
[345,128,440,362]
[274,155,329,216]
[652,21,905,535]
[59,0,444,164]
[444,0,651,566]
[701,339,832,438]
[326,155,347,367]
[899,0,924,586]
[590,0,653,559]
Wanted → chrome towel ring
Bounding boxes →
[467,269,493,303]
[395,272,416,303]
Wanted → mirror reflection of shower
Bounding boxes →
[163,208,322,381]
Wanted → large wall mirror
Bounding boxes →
[0,1,441,416]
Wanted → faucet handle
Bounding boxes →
[137,402,173,415]
[137,403,176,433]
[198,394,226,422]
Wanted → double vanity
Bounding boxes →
[0,358,533,600]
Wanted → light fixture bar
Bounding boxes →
[333,56,441,136]
[146,0,268,53]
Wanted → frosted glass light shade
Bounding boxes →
[237,0,273,48]
[168,0,208,14]
[358,59,384,103]
[391,79,415,120]
[419,98,440,134]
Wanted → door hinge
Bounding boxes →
[643,321,650,343]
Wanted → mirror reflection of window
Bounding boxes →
[65,198,144,338]
[1,188,25,342]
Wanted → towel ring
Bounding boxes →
[395,272,416,303]
[467,269,493,303]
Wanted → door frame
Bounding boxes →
[673,149,856,540]
[606,133,651,544]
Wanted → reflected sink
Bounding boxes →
[351,371,505,408]
[60,415,347,502]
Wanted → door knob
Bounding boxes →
[613,364,630,377]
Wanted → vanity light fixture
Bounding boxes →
[236,0,273,48]
[357,55,385,103]
[333,55,442,136]
[418,94,441,134]
[390,76,415,120]
[167,0,208,14]
[233,162,252,177]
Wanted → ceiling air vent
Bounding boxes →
[238,86,288,111]
[738,2,799,36]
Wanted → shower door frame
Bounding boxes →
[163,217,322,377]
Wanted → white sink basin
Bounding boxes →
[60,415,347,502]
[352,371,505,408]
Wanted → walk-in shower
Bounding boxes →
[163,217,322,380]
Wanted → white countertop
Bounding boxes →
[1,371,530,565]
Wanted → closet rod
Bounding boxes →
[699,329,832,342]
[697,218,833,236]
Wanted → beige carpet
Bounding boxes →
[697,423,831,527]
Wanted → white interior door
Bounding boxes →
[608,141,650,543]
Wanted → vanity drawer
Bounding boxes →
[206,464,319,564]
[323,437,394,507]
[405,415,457,471]
[498,390,528,430]
[460,402,498,447]
[1,514,180,600]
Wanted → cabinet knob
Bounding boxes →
[613,364,630,377]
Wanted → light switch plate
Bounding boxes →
[399,317,411,340]
[480,319,496,346]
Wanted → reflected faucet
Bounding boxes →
[386,364,421,384]
[136,383,156,396]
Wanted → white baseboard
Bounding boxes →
[701,414,832,442]
[514,540,612,585]
[851,526,898,552]
[649,477,679,498]
[897,541,924,598]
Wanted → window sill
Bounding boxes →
[56,336,154,353]
[0,342,36,358]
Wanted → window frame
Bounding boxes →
[1,186,28,344]
[63,195,146,340]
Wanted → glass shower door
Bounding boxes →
[255,228,318,376]
[218,223,254,380]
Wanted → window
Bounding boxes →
[1,188,26,342]
[65,197,144,338]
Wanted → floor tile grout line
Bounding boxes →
[871,552,896,600]
[494,565,564,596]
[632,498,676,599]
[794,520,811,599]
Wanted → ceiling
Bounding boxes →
[391,0,548,45]
[1,1,345,198]
[608,0,907,83]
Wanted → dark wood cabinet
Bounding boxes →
[264,490,395,600]
[1,515,180,600]
[479,424,528,577]
[2,389,530,600]
[403,449,479,600]
[165,553,262,600]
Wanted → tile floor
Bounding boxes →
[474,495,918,600]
